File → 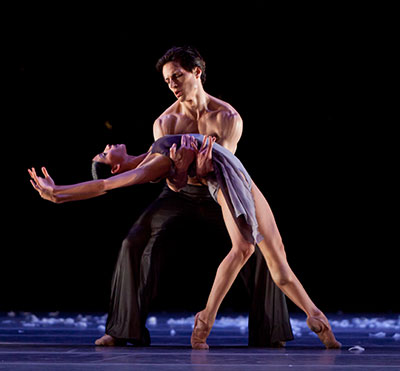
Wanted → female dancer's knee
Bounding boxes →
[231,243,255,264]
[270,263,294,287]
[260,240,292,286]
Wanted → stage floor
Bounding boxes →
[1,312,399,370]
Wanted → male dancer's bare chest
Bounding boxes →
[171,116,220,141]
[171,115,221,186]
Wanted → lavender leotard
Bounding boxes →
[151,134,263,245]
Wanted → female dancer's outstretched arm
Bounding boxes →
[28,153,172,203]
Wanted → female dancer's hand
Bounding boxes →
[28,167,58,202]
[192,135,216,178]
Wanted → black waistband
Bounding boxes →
[161,183,213,204]
[164,183,209,195]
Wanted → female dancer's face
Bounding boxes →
[92,144,127,168]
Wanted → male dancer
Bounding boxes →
[95,46,293,347]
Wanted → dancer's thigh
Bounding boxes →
[250,182,288,266]
[216,189,254,252]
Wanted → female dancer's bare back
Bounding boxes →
[29,134,341,349]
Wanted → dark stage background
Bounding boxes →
[2,4,397,315]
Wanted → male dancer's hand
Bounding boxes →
[169,134,197,173]
[168,134,197,191]
[192,136,216,178]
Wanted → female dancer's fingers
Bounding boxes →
[29,168,40,186]
[28,169,41,192]
[42,167,55,183]
[30,179,41,192]
[42,167,50,178]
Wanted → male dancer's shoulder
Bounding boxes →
[153,113,180,139]
[212,110,243,154]
[216,109,243,136]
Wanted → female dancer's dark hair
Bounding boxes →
[91,161,111,180]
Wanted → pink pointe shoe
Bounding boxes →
[191,312,212,350]
[306,316,342,349]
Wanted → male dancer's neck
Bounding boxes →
[180,88,210,121]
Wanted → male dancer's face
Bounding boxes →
[162,61,200,102]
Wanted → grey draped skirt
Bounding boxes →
[151,134,263,245]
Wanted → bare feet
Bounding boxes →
[95,334,126,346]
[306,316,341,349]
[271,341,286,348]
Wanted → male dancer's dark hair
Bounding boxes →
[155,46,207,84]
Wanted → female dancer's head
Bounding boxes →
[91,144,127,179]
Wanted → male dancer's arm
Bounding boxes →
[214,111,243,155]
[153,111,243,189]
[194,111,243,180]
[153,117,196,192]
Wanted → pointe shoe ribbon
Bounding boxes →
[306,316,342,349]
[191,313,211,350]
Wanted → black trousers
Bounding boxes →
[105,183,294,346]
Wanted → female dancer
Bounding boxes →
[29,134,341,349]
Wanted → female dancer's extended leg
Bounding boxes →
[250,182,341,349]
[191,183,341,349]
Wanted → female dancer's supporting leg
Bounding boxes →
[191,187,255,350]
[191,182,341,349]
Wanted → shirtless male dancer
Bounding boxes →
[95,46,294,347]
